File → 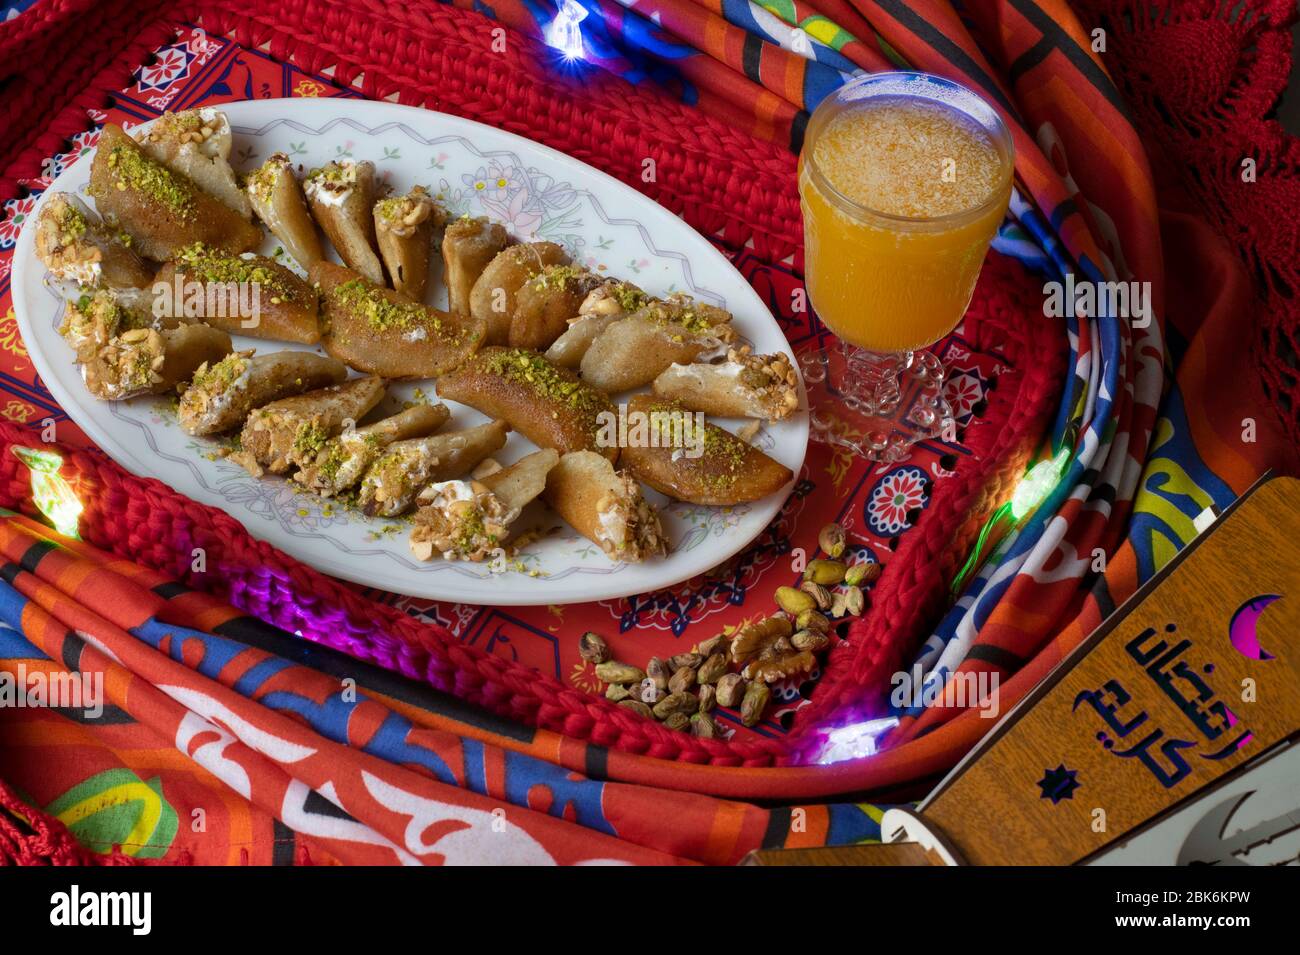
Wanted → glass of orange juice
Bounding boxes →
[798,72,1014,462]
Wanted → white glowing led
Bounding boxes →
[546,0,589,61]
[816,716,900,764]
[1009,445,1070,520]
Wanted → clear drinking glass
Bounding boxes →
[797,72,1014,462]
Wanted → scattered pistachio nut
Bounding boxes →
[647,656,671,691]
[697,684,716,713]
[668,652,702,672]
[695,633,725,658]
[605,683,631,702]
[696,652,728,684]
[740,681,770,727]
[796,608,831,633]
[618,699,653,719]
[845,561,881,587]
[639,678,664,704]
[653,691,699,719]
[668,665,697,695]
[804,559,847,586]
[844,585,865,616]
[799,580,832,610]
[715,673,745,708]
[774,585,816,616]
[691,711,720,738]
[830,592,848,618]
[791,629,829,652]
[579,631,610,664]
[818,523,847,558]
[664,712,691,731]
[595,661,645,684]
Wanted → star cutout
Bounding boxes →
[1037,764,1081,804]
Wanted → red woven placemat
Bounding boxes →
[0,4,1064,769]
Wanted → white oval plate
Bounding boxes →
[12,98,807,605]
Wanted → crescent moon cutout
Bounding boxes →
[1227,594,1281,661]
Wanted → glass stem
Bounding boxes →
[841,341,911,415]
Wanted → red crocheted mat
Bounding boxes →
[0,4,1066,767]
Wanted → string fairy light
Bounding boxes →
[816,716,901,764]
[12,446,83,539]
[545,0,590,61]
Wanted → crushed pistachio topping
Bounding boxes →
[642,298,730,336]
[104,143,195,217]
[246,152,291,204]
[331,279,453,338]
[528,264,588,292]
[189,352,247,395]
[176,243,295,298]
[610,282,649,312]
[55,200,88,244]
[649,399,747,490]
[482,349,605,417]
[293,419,330,457]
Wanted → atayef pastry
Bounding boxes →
[580,297,736,393]
[469,241,570,345]
[358,419,509,517]
[652,348,800,421]
[441,215,508,317]
[509,264,604,351]
[436,347,617,460]
[312,261,484,378]
[232,376,386,477]
[619,395,794,506]
[544,279,651,368]
[89,124,261,261]
[81,324,231,401]
[154,243,320,344]
[294,403,450,497]
[34,193,154,290]
[245,152,323,269]
[303,159,385,284]
[409,448,559,562]
[543,451,667,563]
[374,186,446,301]
[135,108,252,218]
[59,289,168,359]
[178,350,347,436]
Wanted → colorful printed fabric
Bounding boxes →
[0,510,886,864]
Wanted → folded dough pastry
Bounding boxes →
[374,186,445,301]
[544,451,667,563]
[246,152,323,269]
[178,350,347,436]
[136,108,252,218]
[619,395,794,506]
[580,297,736,393]
[313,261,484,378]
[81,324,232,401]
[89,124,261,261]
[358,419,510,517]
[409,449,558,562]
[34,192,153,290]
[59,288,169,360]
[232,376,386,477]
[442,215,509,317]
[509,264,603,351]
[544,279,651,368]
[294,403,449,497]
[304,159,385,284]
[435,347,617,460]
[469,242,570,345]
[652,348,799,421]
[154,243,320,344]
